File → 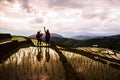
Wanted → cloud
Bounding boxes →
[7,0,15,3]
[45,0,120,9]
[0,0,120,36]
[45,0,86,8]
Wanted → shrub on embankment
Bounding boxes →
[0,33,12,43]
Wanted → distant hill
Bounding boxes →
[49,34,120,51]
[71,34,120,40]
[108,34,120,38]
[72,35,103,40]
[29,33,63,38]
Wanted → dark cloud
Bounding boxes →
[19,0,31,12]
[105,0,120,6]
[21,0,29,8]
[0,0,3,2]
[46,0,86,8]
[82,9,108,20]
[2,0,37,13]
[7,0,15,3]
[45,0,120,9]
[0,0,15,3]
[14,0,38,14]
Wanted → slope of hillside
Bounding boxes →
[49,35,120,51]
[108,34,120,38]
[72,35,103,40]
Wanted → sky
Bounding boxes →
[0,0,120,37]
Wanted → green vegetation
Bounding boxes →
[12,36,27,42]
[50,37,120,51]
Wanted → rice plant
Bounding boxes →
[62,51,120,80]
[1,36,120,80]
[0,47,66,80]
[12,36,27,42]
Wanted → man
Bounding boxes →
[44,27,50,45]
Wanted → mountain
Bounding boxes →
[108,34,120,38]
[71,35,103,40]
[29,33,63,38]
[71,34,120,40]
[49,34,120,51]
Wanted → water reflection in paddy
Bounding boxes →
[0,47,65,80]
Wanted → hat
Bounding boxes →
[37,30,41,32]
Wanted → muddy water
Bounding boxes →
[0,47,66,80]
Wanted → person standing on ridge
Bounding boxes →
[36,30,43,46]
[44,27,50,45]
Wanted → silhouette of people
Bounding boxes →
[37,46,43,61]
[44,27,50,46]
[36,30,43,46]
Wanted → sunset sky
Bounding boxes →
[0,0,120,37]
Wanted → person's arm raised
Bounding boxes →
[44,27,46,32]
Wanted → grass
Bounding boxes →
[12,36,27,42]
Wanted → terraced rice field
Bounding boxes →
[62,51,120,80]
[0,37,120,80]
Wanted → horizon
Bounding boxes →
[0,0,120,37]
[1,32,120,38]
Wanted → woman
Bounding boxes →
[36,30,43,46]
